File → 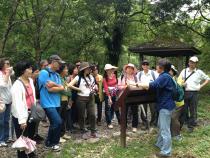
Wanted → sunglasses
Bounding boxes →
[142,63,149,66]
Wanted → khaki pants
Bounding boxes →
[76,95,96,132]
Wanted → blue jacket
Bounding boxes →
[149,72,175,111]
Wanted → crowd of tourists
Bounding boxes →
[0,55,209,157]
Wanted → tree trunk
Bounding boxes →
[105,26,123,66]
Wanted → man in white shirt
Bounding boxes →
[179,56,209,132]
[136,60,159,128]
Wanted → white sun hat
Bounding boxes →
[104,64,118,71]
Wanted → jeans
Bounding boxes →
[126,105,138,128]
[13,116,36,158]
[44,107,62,146]
[156,109,172,155]
[104,96,120,125]
[0,104,11,143]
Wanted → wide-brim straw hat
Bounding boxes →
[104,64,118,71]
[79,62,91,71]
[123,63,137,74]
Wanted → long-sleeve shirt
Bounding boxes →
[149,72,175,111]
[103,74,118,96]
[11,78,36,124]
[0,71,12,104]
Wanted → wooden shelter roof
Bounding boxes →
[129,39,201,57]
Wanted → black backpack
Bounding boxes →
[71,75,82,102]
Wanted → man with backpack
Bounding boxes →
[136,60,159,128]
[179,56,209,132]
[38,55,65,151]
[137,59,176,157]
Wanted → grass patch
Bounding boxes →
[46,86,210,158]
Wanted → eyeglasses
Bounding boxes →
[142,63,149,66]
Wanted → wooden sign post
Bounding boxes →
[116,86,156,148]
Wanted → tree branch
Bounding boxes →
[1,0,21,55]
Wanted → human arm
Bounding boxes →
[67,76,82,92]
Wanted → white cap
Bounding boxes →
[104,64,118,71]
[189,56,199,62]
[171,65,178,72]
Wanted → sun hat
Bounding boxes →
[104,64,118,71]
[123,63,137,74]
[189,56,199,62]
[79,62,91,71]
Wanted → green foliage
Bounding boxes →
[0,0,209,69]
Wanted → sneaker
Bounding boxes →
[156,152,171,157]
[59,138,66,143]
[52,145,61,152]
[173,135,183,141]
[108,124,113,129]
[132,128,137,133]
[63,134,71,140]
[0,142,8,147]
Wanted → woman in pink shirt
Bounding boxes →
[118,63,139,133]
[103,64,120,129]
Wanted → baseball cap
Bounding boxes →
[189,56,199,62]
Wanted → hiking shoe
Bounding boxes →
[63,134,71,140]
[132,128,137,133]
[108,124,113,129]
[0,142,8,147]
[52,145,61,152]
[156,152,171,157]
[173,135,183,141]
[59,138,66,143]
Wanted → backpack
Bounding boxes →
[71,75,82,102]
[120,73,138,83]
[35,68,53,99]
[138,70,156,82]
[166,74,184,102]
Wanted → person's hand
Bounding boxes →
[78,89,82,93]
[20,123,27,130]
[46,81,57,88]
[5,67,13,76]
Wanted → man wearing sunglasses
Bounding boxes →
[137,60,159,129]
